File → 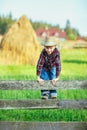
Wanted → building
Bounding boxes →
[36,28,66,41]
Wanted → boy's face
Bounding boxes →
[44,46,55,55]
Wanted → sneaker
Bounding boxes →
[51,96,57,99]
[50,93,57,99]
[41,94,49,99]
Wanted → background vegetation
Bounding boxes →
[0,13,87,40]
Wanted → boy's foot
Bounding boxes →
[51,96,57,99]
[50,93,57,99]
[41,94,49,99]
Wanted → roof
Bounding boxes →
[36,28,66,38]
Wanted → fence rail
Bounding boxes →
[0,122,87,130]
[0,80,87,90]
[0,99,87,109]
[0,80,87,110]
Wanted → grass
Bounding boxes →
[0,48,87,80]
[0,109,87,121]
[0,48,87,121]
[60,48,87,80]
[0,65,36,80]
[0,90,87,100]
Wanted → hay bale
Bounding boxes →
[0,15,41,65]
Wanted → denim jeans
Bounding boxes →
[40,66,57,98]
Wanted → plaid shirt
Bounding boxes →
[36,48,61,77]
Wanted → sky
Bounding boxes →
[0,0,87,36]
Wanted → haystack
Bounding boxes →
[0,15,41,65]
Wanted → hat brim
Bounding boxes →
[42,42,57,46]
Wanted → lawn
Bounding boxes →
[0,48,87,80]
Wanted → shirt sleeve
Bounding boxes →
[36,50,45,76]
[55,50,61,77]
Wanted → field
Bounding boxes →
[0,48,87,121]
[0,48,87,80]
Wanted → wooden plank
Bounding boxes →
[0,99,87,109]
[0,80,87,90]
[0,122,87,130]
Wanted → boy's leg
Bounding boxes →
[49,67,57,99]
[40,68,49,99]
[49,90,57,99]
[41,90,49,99]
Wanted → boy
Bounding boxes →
[36,38,61,99]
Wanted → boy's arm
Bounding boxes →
[37,76,44,85]
[36,51,45,76]
[51,77,59,85]
[36,51,45,84]
[55,51,61,78]
[52,50,61,85]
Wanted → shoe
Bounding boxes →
[50,93,57,99]
[51,96,57,99]
[41,94,49,99]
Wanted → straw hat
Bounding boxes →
[42,37,57,46]
[43,41,57,46]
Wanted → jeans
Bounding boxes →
[40,66,57,98]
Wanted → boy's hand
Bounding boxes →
[51,78,59,85]
[37,76,44,85]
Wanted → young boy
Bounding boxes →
[36,38,61,99]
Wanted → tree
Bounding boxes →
[64,19,80,40]
[65,20,72,38]
[0,13,15,34]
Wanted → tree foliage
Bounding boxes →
[64,20,80,40]
[0,13,15,34]
[30,19,60,31]
[0,14,83,40]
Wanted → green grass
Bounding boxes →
[0,109,87,121]
[60,48,87,80]
[0,48,87,121]
[0,48,87,80]
[0,65,36,80]
[0,90,87,100]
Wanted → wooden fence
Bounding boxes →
[0,80,87,130]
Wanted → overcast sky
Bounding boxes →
[0,0,87,36]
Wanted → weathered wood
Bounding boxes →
[0,122,87,130]
[0,81,87,129]
[0,80,87,90]
[0,99,87,109]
